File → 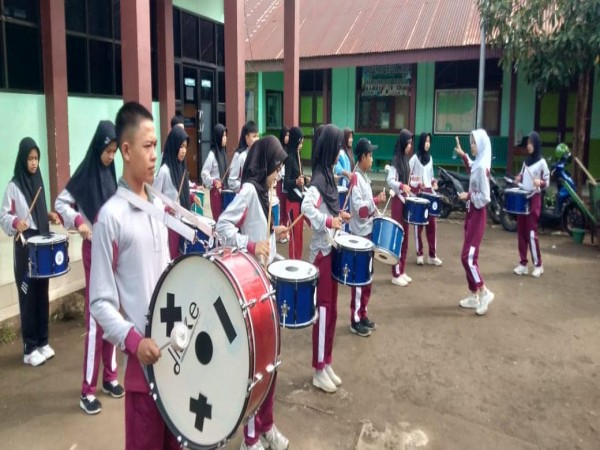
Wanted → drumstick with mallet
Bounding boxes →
[176,170,187,202]
[15,186,42,244]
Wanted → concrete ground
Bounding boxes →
[1,206,600,449]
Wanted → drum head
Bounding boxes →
[147,254,251,449]
[268,260,318,283]
[334,234,374,250]
[27,233,67,245]
[506,188,528,195]
[407,197,429,205]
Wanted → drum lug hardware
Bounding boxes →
[248,372,263,391]
[343,264,350,284]
[260,290,275,302]
[242,298,256,310]
[266,359,281,373]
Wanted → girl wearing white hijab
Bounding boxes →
[455,129,495,315]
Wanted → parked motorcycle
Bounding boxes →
[500,144,588,234]
[437,167,503,223]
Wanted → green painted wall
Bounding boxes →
[174,0,223,22]
[0,92,51,205]
[261,72,284,132]
[415,62,435,134]
[514,71,536,145]
[331,67,356,129]
[500,68,512,136]
[588,68,600,176]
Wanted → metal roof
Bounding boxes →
[243,0,483,64]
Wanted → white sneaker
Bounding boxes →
[240,441,266,450]
[459,292,479,309]
[313,369,337,393]
[38,345,55,360]
[324,364,342,386]
[476,289,495,316]
[513,264,528,275]
[427,256,443,266]
[416,256,424,265]
[260,424,289,450]
[532,266,544,278]
[391,275,408,287]
[402,273,412,283]
[24,349,46,367]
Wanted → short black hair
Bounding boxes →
[245,120,258,135]
[171,113,184,128]
[115,102,153,147]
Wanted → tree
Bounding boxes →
[478,0,600,191]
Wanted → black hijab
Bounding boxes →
[525,131,542,167]
[242,136,288,222]
[161,126,191,208]
[279,126,289,152]
[311,124,325,167]
[392,129,413,184]
[343,127,355,168]
[210,124,227,178]
[310,124,342,215]
[65,121,117,222]
[286,127,304,175]
[12,137,49,234]
[417,132,432,166]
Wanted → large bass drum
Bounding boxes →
[146,249,280,449]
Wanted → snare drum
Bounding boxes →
[504,188,530,215]
[332,234,374,286]
[270,191,280,227]
[146,249,279,449]
[268,260,318,328]
[191,189,204,215]
[338,186,349,211]
[403,197,430,225]
[371,217,404,265]
[418,191,441,218]
[28,233,70,278]
[221,189,236,212]
[179,215,216,255]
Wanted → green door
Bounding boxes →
[299,93,325,162]
[535,90,577,159]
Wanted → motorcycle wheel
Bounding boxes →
[562,202,587,235]
[488,191,502,224]
[437,186,454,219]
[500,210,518,232]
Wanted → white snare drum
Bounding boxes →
[146,249,280,449]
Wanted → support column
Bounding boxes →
[121,0,152,111]
[40,0,69,202]
[224,0,245,161]
[157,0,175,142]
[283,0,299,127]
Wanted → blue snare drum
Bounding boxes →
[338,186,348,211]
[28,233,70,278]
[403,197,429,225]
[371,217,404,265]
[268,260,318,328]
[332,234,374,286]
[418,191,441,217]
[191,189,204,215]
[179,215,216,255]
[504,188,530,214]
[221,189,236,212]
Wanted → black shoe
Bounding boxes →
[80,394,102,415]
[360,317,377,330]
[350,322,371,337]
[102,380,125,398]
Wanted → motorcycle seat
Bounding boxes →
[445,170,471,183]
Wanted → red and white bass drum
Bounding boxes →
[146,248,280,449]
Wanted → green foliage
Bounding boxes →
[479,0,600,93]
[0,322,17,344]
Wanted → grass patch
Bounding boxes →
[0,322,17,344]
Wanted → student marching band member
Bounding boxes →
[284,126,307,259]
[215,136,289,450]
[409,132,443,266]
[348,138,385,337]
[228,121,259,193]
[55,121,124,414]
[276,126,289,241]
[386,129,414,287]
[301,124,350,394]
[334,128,354,188]
[89,102,179,449]
[455,129,495,316]
[201,123,227,221]
[513,131,549,278]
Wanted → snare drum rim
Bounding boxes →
[333,234,375,252]
[267,260,319,284]
[372,216,404,232]
[27,232,69,245]
[27,237,70,278]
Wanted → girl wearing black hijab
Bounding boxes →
[154,126,198,259]
[513,131,549,278]
[385,129,414,287]
[283,126,307,259]
[276,126,290,232]
[201,123,227,221]
[301,124,350,394]
[409,132,443,267]
[0,137,60,367]
[55,121,124,413]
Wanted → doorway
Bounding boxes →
[535,90,577,158]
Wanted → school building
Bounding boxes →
[0,0,599,317]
